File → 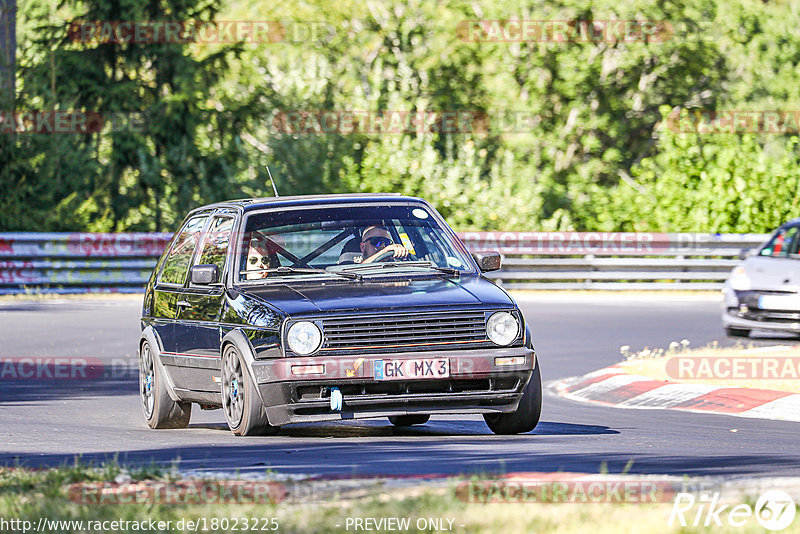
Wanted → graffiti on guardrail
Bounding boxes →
[0,233,172,258]
[0,261,35,283]
[66,233,171,257]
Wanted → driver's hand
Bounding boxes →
[385,244,409,259]
[363,243,409,263]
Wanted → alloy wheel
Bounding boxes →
[223,348,245,426]
[139,343,155,419]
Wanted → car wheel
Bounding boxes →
[725,326,751,338]
[483,364,542,435]
[139,340,191,429]
[221,344,280,436]
[388,414,430,426]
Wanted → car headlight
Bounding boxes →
[287,321,323,355]
[729,266,751,291]
[487,311,519,346]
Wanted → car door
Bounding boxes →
[173,212,236,393]
[153,213,211,389]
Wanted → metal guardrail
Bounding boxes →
[0,233,170,294]
[459,232,769,290]
[0,231,770,294]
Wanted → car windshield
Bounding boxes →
[760,225,800,258]
[236,204,475,282]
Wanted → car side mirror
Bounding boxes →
[472,251,502,272]
[190,264,220,285]
[738,248,756,260]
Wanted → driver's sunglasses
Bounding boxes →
[363,236,392,249]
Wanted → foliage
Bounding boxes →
[4,0,800,232]
[596,109,800,232]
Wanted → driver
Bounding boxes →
[360,225,409,264]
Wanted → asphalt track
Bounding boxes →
[2,294,800,479]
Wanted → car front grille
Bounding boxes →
[294,377,522,402]
[320,311,489,351]
[731,290,800,323]
[730,308,800,323]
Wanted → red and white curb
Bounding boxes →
[554,364,800,423]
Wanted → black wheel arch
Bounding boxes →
[221,329,268,407]
[139,326,181,403]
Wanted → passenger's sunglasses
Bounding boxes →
[362,236,392,249]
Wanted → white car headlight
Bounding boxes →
[287,321,323,355]
[729,266,752,291]
[487,311,519,346]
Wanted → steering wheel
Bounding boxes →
[373,247,416,263]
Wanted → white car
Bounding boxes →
[722,219,800,337]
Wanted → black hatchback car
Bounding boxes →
[138,194,540,435]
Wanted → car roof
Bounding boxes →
[188,193,429,216]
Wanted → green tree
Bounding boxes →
[4,0,265,231]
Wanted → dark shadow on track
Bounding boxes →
[0,371,138,404]
[2,443,799,478]
[186,420,618,438]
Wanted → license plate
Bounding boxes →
[758,295,800,311]
[373,358,449,381]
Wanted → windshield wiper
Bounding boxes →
[341,261,461,276]
[422,265,461,276]
[241,266,362,281]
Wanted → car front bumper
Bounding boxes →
[250,346,536,425]
[722,287,800,333]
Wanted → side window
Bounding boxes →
[160,216,209,285]
[197,217,234,274]
[761,226,800,258]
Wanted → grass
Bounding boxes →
[1,464,796,533]
[619,342,800,393]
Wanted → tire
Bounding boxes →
[221,344,280,436]
[484,364,542,435]
[139,340,191,429]
[389,414,430,426]
[725,326,751,338]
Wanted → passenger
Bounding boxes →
[244,232,281,279]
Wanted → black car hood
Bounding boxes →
[237,275,514,316]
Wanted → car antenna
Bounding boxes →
[265,165,280,197]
